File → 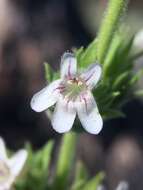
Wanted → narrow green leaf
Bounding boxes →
[82,172,105,190]
[74,161,88,184]
[79,39,98,67]
[103,34,122,77]
[40,141,54,174]
[74,46,84,63]
[129,69,143,85]
[71,180,85,190]
[44,62,53,82]
[103,109,125,120]
[16,141,54,190]
[112,71,131,89]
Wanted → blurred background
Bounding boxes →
[0,0,143,189]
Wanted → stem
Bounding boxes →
[53,132,78,190]
[97,0,128,64]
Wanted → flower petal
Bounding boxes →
[116,181,129,190]
[51,98,76,133]
[8,150,27,177]
[0,182,12,190]
[77,92,103,134]
[81,63,102,89]
[0,175,15,190]
[0,137,7,159]
[61,52,77,79]
[31,79,61,112]
[97,185,106,190]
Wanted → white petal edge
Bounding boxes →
[61,52,77,79]
[0,182,12,190]
[0,137,7,160]
[77,93,103,134]
[80,63,102,89]
[8,150,28,177]
[133,29,143,50]
[30,79,61,112]
[51,98,76,133]
[116,181,129,190]
[0,175,15,190]
[97,185,106,190]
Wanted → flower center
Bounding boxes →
[61,77,87,101]
[0,159,10,184]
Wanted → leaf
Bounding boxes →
[103,34,123,77]
[104,35,134,81]
[53,71,60,80]
[103,109,126,120]
[38,141,54,175]
[73,161,88,186]
[16,141,54,190]
[44,62,54,82]
[129,69,143,86]
[71,180,85,190]
[74,46,84,63]
[79,39,98,67]
[112,71,131,89]
[82,172,105,190]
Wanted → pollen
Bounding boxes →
[78,81,83,86]
[62,77,87,101]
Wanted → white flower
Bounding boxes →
[31,52,103,134]
[0,137,27,190]
[97,185,106,190]
[116,181,129,190]
[97,181,129,190]
[133,29,143,50]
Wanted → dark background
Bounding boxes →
[0,0,143,189]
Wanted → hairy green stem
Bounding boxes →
[97,0,128,64]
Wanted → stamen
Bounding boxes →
[62,76,86,102]
[67,80,73,84]
[78,81,83,86]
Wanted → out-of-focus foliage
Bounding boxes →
[15,141,54,190]
[15,133,104,190]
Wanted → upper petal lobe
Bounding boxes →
[61,53,77,79]
[80,63,102,89]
